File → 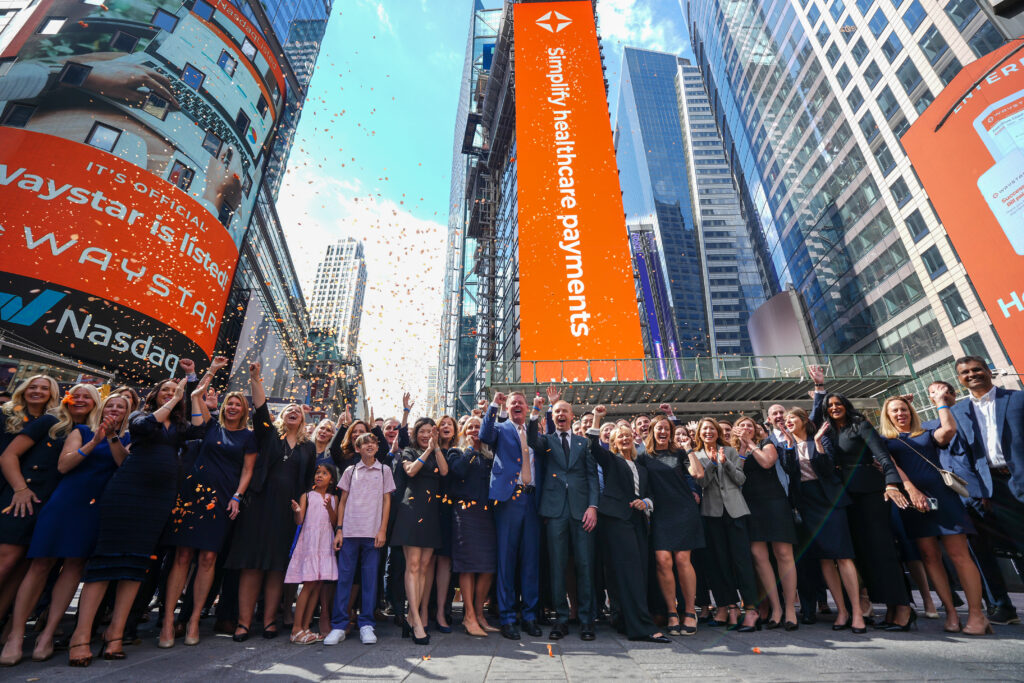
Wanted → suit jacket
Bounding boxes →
[950,388,1024,502]
[480,404,544,503]
[694,446,749,518]
[527,419,598,520]
[810,391,901,492]
[780,435,850,509]
[586,433,647,520]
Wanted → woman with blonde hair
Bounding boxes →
[879,391,990,635]
[586,406,668,643]
[448,415,497,636]
[731,415,797,630]
[161,386,258,648]
[2,392,128,664]
[692,417,759,631]
[224,363,315,643]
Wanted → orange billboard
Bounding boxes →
[902,40,1024,371]
[513,0,644,382]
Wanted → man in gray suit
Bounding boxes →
[528,391,599,641]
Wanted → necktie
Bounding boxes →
[561,432,570,458]
[518,424,532,485]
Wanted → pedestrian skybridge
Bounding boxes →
[484,354,915,418]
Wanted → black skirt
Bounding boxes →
[452,503,496,573]
[746,495,798,545]
[795,479,855,560]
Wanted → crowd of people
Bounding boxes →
[0,354,1020,666]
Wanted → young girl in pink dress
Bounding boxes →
[286,463,339,644]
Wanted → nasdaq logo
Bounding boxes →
[0,288,67,326]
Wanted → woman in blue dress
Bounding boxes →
[161,367,257,648]
[1,393,129,664]
[879,391,990,636]
[66,368,213,666]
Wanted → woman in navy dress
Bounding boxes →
[1,393,128,664]
[66,372,211,666]
[0,374,59,626]
[640,410,705,637]
[161,359,256,648]
[879,392,990,635]
[428,415,457,632]
[224,363,314,642]
[448,415,496,637]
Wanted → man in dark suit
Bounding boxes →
[528,392,598,641]
[479,391,544,639]
[947,356,1024,625]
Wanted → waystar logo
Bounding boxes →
[0,288,66,326]
[536,10,572,33]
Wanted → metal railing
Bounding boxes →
[485,353,914,387]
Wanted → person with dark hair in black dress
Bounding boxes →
[640,408,705,637]
[66,367,214,667]
[224,362,315,643]
[809,366,913,630]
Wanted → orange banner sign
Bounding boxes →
[513,1,644,381]
[902,40,1024,371]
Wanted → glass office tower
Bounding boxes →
[684,0,1019,394]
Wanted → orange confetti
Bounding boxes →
[547,644,553,657]
[752,647,762,654]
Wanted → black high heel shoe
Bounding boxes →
[784,621,799,631]
[885,609,917,632]
[401,621,412,639]
[681,612,698,636]
[101,638,126,661]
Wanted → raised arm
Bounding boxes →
[478,391,504,446]
[928,384,958,447]
[249,362,266,410]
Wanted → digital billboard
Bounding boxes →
[513,1,644,382]
[902,40,1024,371]
[0,0,286,381]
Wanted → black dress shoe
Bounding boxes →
[784,621,799,631]
[988,605,1021,625]
[500,624,520,640]
[800,615,817,625]
[580,623,596,641]
[549,622,568,640]
[629,634,670,643]
[522,621,543,637]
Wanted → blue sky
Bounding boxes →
[277,0,690,413]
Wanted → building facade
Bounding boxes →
[684,0,1019,397]
[308,239,368,358]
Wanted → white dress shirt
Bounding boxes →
[971,387,1007,468]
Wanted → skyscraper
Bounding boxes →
[309,239,368,357]
[615,47,769,366]
[685,0,1019,395]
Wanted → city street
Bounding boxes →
[9,600,1024,682]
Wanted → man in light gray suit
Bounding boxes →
[528,390,599,641]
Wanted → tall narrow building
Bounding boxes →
[684,0,1019,395]
[309,239,368,358]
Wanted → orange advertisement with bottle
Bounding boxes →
[513,0,644,383]
[902,40,1024,370]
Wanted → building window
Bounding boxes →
[939,286,970,326]
[182,63,205,90]
[945,0,979,30]
[58,61,92,86]
[864,60,883,89]
[878,85,900,119]
[903,0,925,32]
[860,110,878,141]
[836,63,852,88]
[235,110,250,136]
[919,25,948,64]
[960,333,989,364]
[890,114,910,137]
[257,95,269,117]
[110,30,139,52]
[201,130,222,156]
[968,22,1005,58]
[881,32,903,62]
[37,16,66,34]
[905,208,929,241]
[193,0,215,21]
[848,84,865,111]
[826,43,841,65]
[830,0,846,22]
[86,122,121,152]
[890,177,911,206]
[895,58,923,94]
[217,50,237,76]
[874,140,895,174]
[808,4,821,25]
[920,244,946,279]
[869,9,887,36]
[851,38,869,62]
[915,89,934,114]
[938,57,962,86]
[240,39,257,61]
[151,8,178,32]
[1,103,36,127]
[168,160,195,190]
[856,0,873,15]
[142,93,170,119]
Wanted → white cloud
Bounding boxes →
[375,2,395,35]
[276,164,445,418]
[597,0,688,53]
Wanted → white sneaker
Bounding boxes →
[323,628,346,645]
[359,625,377,644]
